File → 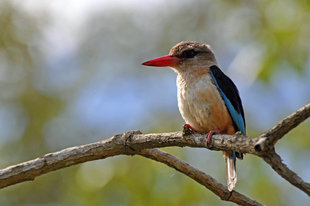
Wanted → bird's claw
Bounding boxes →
[206,129,222,145]
[183,124,196,131]
[182,124,197,136]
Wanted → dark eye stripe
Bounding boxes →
[180,49,198,58]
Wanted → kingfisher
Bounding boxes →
[142,41,246,191]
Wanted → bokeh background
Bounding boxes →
[0,0,310,205]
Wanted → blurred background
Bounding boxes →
[0,0,309,205]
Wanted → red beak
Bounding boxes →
[142,55,181,67]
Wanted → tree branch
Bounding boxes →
[139,149,263,206]
[0,130,257,189]
[1,103,310,205]
[262,150,310,196]
[0,130,261,205]
[255,103,310,152]
[252,103,310,196]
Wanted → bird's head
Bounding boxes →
[142,41,217,73]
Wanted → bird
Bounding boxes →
[142,41,245,191]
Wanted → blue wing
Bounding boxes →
[209,65,246,134]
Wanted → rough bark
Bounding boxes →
[0,103,309,205]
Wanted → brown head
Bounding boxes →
[142,41,217,73]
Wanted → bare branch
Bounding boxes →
[262,150,310,196]
[1,103,310,204]
[139,149,263,206]
[0,130,140,188]
[0,130,258,189]
[0,130,260,205]
[250,103,310,196]
[255,103,310,152]
[132,130,261,155]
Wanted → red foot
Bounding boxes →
[183,124,197,132]
[206,129,223,144]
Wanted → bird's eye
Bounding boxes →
[181,49,198,58]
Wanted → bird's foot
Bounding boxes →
[183,124,197,132]
[206,129,223,144]
[182,124,197,136]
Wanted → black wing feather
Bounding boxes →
[209,65,246,132]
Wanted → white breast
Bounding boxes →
[176,73,232,133]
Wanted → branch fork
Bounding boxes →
[0,103,310,206]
